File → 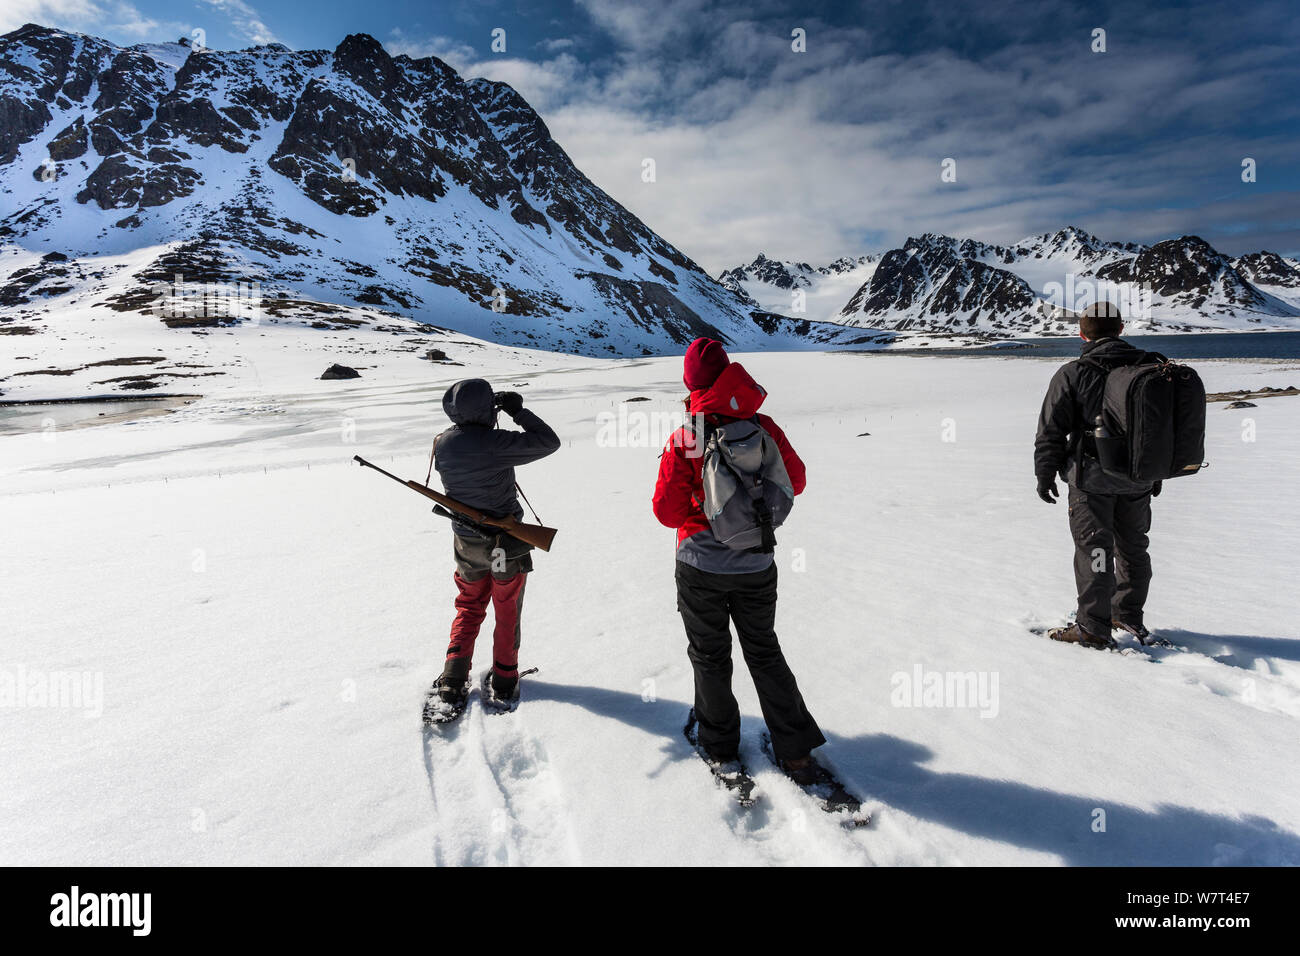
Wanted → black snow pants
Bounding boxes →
[1068,486,1153,637]
[675,561,826,763]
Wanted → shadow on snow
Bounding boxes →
[523,677,1300,866]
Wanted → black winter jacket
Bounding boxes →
[433,379,560,538]
[1034,337,1158,495]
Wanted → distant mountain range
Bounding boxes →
[722,227,1300,334]
[0,23,879,357]
[719,253,878,325]
[3,22,1295,365]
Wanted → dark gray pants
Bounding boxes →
[675,561,825,763]
[452,532,533,581]
[1068,486,1153,637]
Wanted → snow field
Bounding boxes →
[2,350,1298,865]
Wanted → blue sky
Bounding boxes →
[5,0,1298,268]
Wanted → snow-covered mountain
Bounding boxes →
[1232,251,1300,312]
[718,252,878,324]
[0,23,877,359]
[838,233,1040,333]
[1092,235,1289,325]
[845,228,1300,333]
[732,227,1300,335]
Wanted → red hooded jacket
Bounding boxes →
[652,362,807,546]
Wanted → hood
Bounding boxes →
[688,362,767,418]
[442,378,496,426]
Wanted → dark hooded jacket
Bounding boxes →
[433,379,560,538]
[1034,337,1158,495]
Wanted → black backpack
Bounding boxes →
[1087,357,1207,482]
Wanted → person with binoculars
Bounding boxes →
[426,379,560,716]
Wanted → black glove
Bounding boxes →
[493,390,523,417]
[1036,476,1059,504]
[1152,480,1162,498]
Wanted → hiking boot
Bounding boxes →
[1048,622,1117,650]
[438,658,471,702]
[489,669,519,702]
[437,675,468,704]
[780,753,821,787]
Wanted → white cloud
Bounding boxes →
[536,37,575,54]
[385,28,478,71]
[105,0,158,37]
[198,0,275,46]
[0,0,264,47]
[0,0,187,44]
[0,0,113,35]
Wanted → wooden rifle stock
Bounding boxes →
[353,455,557,552]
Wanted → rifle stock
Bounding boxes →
[353,455,557,552]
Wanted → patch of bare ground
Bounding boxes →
[1206,385,1299,402]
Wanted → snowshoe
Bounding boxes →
[1112,619,1174,648]
[1029,619,1150,659]
[760,733,869,827]
[480,666,538,714]
[683,709,758,809]
[423,676,469,725]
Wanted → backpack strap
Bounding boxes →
[1073,357,1110,461]
[425,431,443,487]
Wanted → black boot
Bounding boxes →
[439,658,471,703]
[490,668,519,702]
[780,753,821,787]
[424,660,472,725]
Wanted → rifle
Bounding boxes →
[353,455,557,552]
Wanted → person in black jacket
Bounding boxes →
[431,379,559,705]
[1034,302,1162,649]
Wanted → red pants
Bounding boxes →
[445,571,527,677]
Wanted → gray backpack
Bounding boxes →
[695,417,795,553]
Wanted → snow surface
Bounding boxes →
[3,339,1299,865]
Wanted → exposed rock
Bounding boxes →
[320,363,361,380]
[46,116,88,160]
[1206,386,1298,403]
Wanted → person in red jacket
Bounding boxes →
[652,337,826,782]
